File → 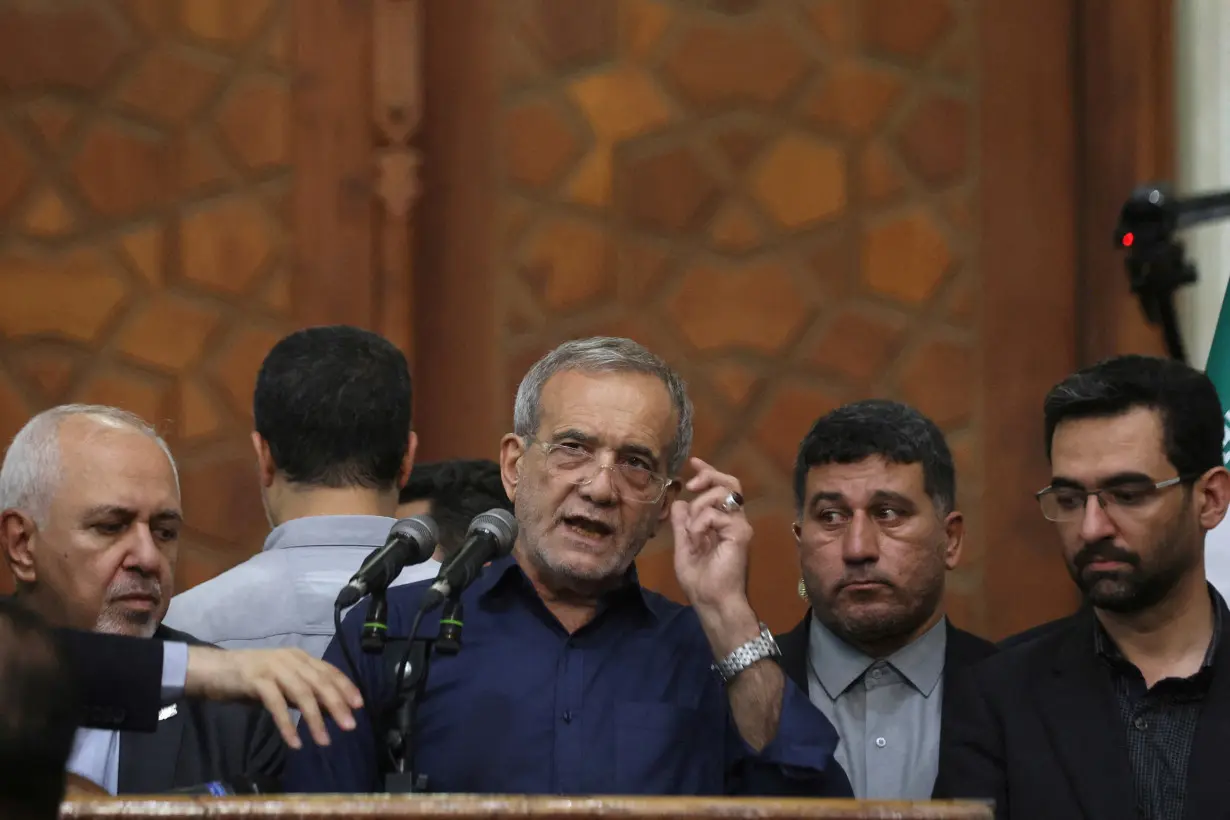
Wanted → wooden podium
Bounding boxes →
[59,795,994,819]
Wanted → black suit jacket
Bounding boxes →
[55,627,164,732]
[940,601,1230,820]
[995,610,1084,651]
[116,625,285,794]
[777,612,997,799]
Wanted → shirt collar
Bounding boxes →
[476,554,659,623]
[809,612,948,698]
[262,515,399,552]
[1094,582,1224,669]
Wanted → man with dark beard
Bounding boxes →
[941,354,1230,820]
[775,400,995,799]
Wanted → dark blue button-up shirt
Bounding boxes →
[283,556,850,796]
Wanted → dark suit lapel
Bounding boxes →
[775,614,811,693]
[934,623,995,798]
[1182,595,1230,820]
[940,625,996,716]
[945,623,996,666]
[118,698,184,793]
[938,624,962,741]
[119,626,189,794]
[1036,614,1135,820]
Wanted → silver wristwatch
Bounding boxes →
[712,622,781,683]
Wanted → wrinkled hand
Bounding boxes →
[185,646,362,750]
[671,457,753,614]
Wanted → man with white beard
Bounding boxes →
[0,405,283,795]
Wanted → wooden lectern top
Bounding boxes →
[59,794,993,819]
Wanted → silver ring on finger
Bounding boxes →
[719,490,744,513]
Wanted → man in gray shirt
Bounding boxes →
[776,400,996,799]
[165,326,440,657]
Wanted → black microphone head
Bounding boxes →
[390,514,440,562]
[468,508,518,556]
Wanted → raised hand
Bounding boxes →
[671,457,752,613]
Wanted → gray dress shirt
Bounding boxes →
[806,614,947,799]
[164,515,441,658]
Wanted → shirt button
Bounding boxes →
[1134,716,1148,730]
[871,668,883,679]
[562,711,573,724]
[875,737,887,748]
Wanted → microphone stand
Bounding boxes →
[1114,185,1230,363]
[382,590,465,793]
[383,631,432,794]
[360,591,389,653]
[435,594,464,655]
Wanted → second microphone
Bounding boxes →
[419,508,518,612]
[335,515,440,609]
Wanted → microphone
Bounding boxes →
[335,515,439,609]
[169,774,280,795]
[419,509,517,612]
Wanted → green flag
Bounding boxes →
[1204,281,1230,591]
[1207,284,1230,417]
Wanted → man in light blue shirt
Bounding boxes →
[166,326,439,658]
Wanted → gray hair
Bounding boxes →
[0,405,179,527]
[513,337,694,475]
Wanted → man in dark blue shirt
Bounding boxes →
[284,337,851,796]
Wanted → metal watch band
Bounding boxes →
[712,622,781,683]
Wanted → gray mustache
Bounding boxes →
[108,577,161,599]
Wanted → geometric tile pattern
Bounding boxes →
[497,0,983,631]
[0,0,293,594]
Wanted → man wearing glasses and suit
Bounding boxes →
[941,355,1230,820]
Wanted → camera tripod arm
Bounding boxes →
[1174,189,1230,231]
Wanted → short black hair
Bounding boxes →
[0,599,77,819]
[793,399,956,515]
[1043,354,1223,476]
[400,459,512,555]
[254,326,412,489]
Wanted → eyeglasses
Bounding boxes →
[527,438,673,504]
[1035,475,1191,522]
